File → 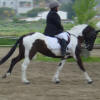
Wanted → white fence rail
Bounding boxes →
[0,36,100,49]
[0,36,19,39]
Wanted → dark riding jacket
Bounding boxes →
[44,10,64,37]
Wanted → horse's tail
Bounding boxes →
[0,36,23,65]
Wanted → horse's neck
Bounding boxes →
[68,24,88,37]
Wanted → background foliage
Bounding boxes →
[73,0,97,24]
[0,7,15,19]
[26,8,46,17]
[60,2,75,19]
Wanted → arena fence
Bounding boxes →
[0,36,18,47]
[0,36,100,49]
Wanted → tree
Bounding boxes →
[73,0,97,24]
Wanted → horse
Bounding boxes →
[0,24,100,84]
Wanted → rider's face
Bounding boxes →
[56,7,59,12]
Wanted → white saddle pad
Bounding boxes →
[45,36,61,50]
[45,32,70,50]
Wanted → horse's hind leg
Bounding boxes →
[2,43,24,78]
[2,54,24,78]
[52,59,66,84]
[21,47,37,84]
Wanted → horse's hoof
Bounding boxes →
[55,80,60,84]
[24,82,30,84]
[88,80,93,84]
[52,78,60,84]
[23,80,30,84]
[2,73,11,79]
[2,74,7,79]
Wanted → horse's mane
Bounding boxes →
[68,24,88,37]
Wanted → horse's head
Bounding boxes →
[82,26,100,51]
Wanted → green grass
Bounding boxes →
[0,38,16,45]
[0,20,76,36]
[35,54,100,62]
[0,37,99,46]
[0,46,100,62]
[0,20,45,36]
[0,20,100,43]
[95,37,100,44]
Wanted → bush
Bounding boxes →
[12,16,26,23]
[26,8,46,17]
[0,7,15,19]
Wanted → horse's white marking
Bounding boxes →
[22,57,30,83]
[6,73,11,77]
[68,24,88,37]
[84,72,93,83]
[65,35,78,58]
[23,32,46,54]
[53,59,66,83]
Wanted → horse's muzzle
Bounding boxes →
[85,45,93,51]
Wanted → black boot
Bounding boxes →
[60,39,68,57]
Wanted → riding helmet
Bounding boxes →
[49,1,60,9]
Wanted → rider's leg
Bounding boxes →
[60,39,69,56]
[55,32,70,57]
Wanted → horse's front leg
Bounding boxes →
[53,59,66,84]
[74,47,93,84]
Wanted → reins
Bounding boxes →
[70,34,78,38]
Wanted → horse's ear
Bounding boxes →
[96,30,100,34]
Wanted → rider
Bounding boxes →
[44,1,70,57]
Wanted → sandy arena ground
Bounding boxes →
[0,47,100,100]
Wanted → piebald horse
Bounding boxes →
[0,24,100,84]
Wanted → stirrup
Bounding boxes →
[66,52,70,55]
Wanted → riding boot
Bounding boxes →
[60,39,69,57]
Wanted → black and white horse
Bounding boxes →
[0,24,99,84]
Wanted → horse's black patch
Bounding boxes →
[82,25,97,51]
[78,36,84,43]
[75,42,85,72]
[29,39,62,59]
